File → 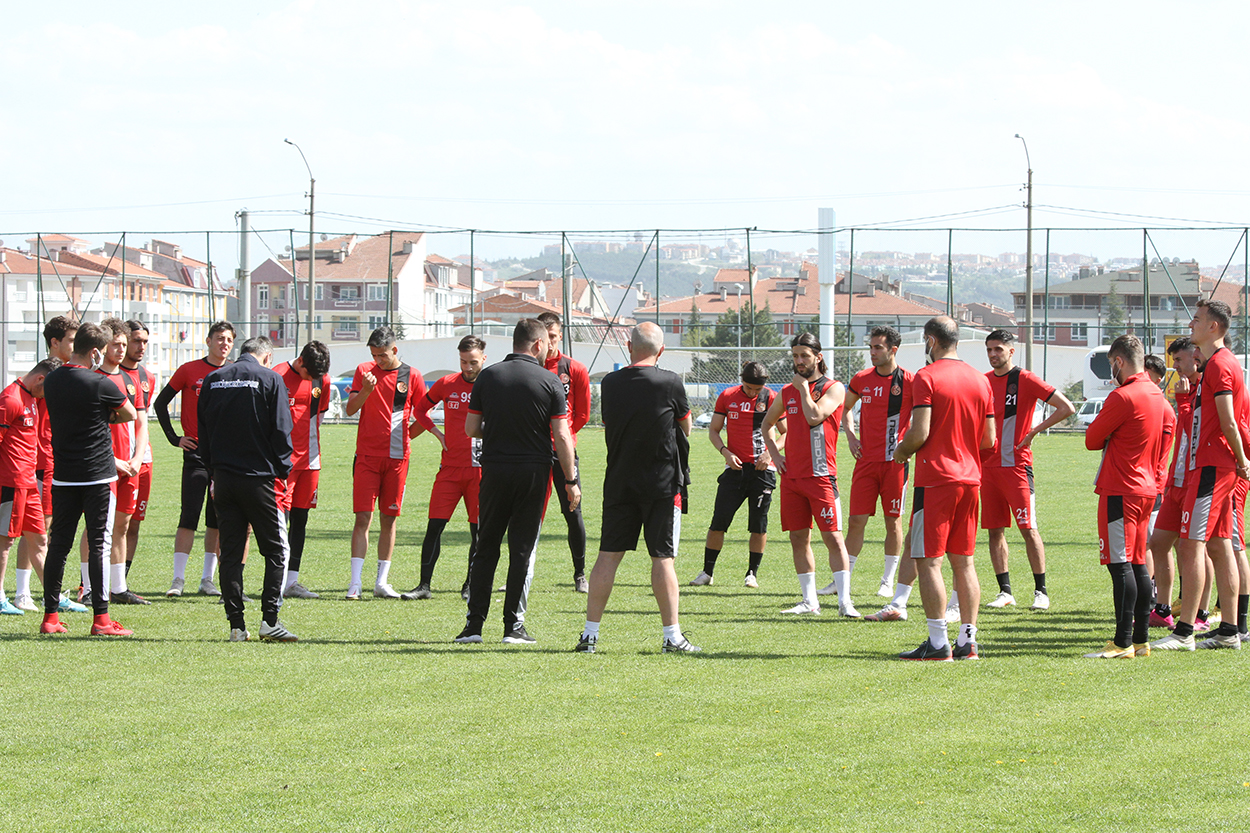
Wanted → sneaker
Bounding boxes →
[40,620,68,634]
[111,589,151,606]
[1148,610,1175,629]
[77,585,88,603]
[259,620,298,642]
[781,600,821,615]
[838,600,861,619]
[345,587,363,601]
[574,575,589,594]
[1150,632,1196,651]
[453,627,483,644]
[401,584,433,601]
[14,593,38,612]
[1193,619,1212,633]
[166,577,185,597]
[1030,591,1051,611]
[743,573,759,589]
[661,633,702,653]
[1240,631,1250,644]
[689,571,714,586]
[502,624,536,644]
[865,604,907,622]
[816,580,838,596]
[899,639,952,661]
[1196,632,1242,650]
[283,582,320,599]
[877,581,894,599]
[1084,640,1134,659]
[373,583,400,599]
[1133,642,1151,657]
[57,595,88,614]
[199,578,220,596]
[573,633,597,653]
[91,619,133,636]
[0,597,22,615]
[229,628,251,642]
[944,600,960,624]
[986,592,1016,609]
[952,640,979,660]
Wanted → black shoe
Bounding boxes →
[453,627,483,644]
[899,639,953,661]
[661,633,701,653]
[952,640,979,660]
[502,624,536,644]
[111,589,151,606]
[401,584,432,601]
[573,633,597,653]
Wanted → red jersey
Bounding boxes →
[122,363,154,464]
[1086,372,1168,496]
[35,399,51,472]
[714,384,776,468]
[423,372,481,468]
[1167,388,1194,489]
[275,362,331,471]
[982,367,1054,469]
[1189,347,1248,471]
[545,352,590,442]
[351,361,427,460]
[848,366,912,463]
[0,381,40,488]
[167,358,224,440]
[98,368,135,461]
[1155,404,1176,493]
[912,359,993,488]
[780,377,843,480]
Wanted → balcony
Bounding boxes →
[332,298,362,309]
[331,329,360,341]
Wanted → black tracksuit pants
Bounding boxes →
[213,470,289,630]
[466,462,548,635]
[44,483,114,615]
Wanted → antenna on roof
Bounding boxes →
[320,234,328,242]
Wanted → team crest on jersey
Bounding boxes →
[560,372,571,386]
[141,381,150,392]
[311,387,321,398]
[1007,383,1017,394]
[891,384,901,396]
[127,383,137,396]
[397,381,408,393]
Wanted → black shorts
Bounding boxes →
[709,467,775,535]
[600,495,681,558]
[179,453,218,531]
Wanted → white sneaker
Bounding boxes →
[689,571,714,586]
[781,600,821,615]
[987,592,1016,609]
[944,600,961,623]
[1150,632,1196,651]
[876,581,894,598]
[345,586,363,601]
[14,593,38,612]
[1030,591,1050,611]
[743,573,759,589]
[838,600,861,619]
[373,583,401,599]
[229,628,250,642]
[864,604,908,622]
[199,578,220,596]
[166,577,185,597]
[283,582,321,599]
[1196,632,1242,650]
[816,580,838,597]
[259,620,298,642]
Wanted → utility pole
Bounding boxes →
[1016,133,1034,371]
[237,210,251,340]
[285,139,315,345]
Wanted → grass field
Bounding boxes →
[2,425,1249,832]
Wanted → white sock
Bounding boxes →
[376,560,392,586]
[832,569,851,602]
[202,553,217,582]
[662,623,682,642]
[797,572,817,605]
[927,618,949,649]
[847,554,857,576]
[173,552,190,581]
[286,570,300,589]
[15,568,31,598]
[583,620,600,639]
[80,562,91,592]
[349,557,364,589]
[948,590,959,610]
[892,583,913,608]
[882,555,900,584]
[111,563,127,594]
[956,623,978,647]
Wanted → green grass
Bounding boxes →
[2,426,1249,832]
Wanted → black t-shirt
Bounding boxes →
[468,353,567,466]
[44,364,126,484]
[601,364,690,503]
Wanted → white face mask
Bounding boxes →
[89,349,104,371]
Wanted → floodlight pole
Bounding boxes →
[1016,133,1034,370]
[285,138,315,345]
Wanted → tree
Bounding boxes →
[833,322,865,382]
[1101,282,1127,345]
[681,298,706,347]
[702,300,783,348]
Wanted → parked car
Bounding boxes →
[1075,399,1104,428]
[694,411,714,428]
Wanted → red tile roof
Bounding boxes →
[53,251,166,280]
[0,248,98,277]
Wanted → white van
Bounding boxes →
[1076,398,1104,428]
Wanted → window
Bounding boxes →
[258,285,269,309]
[368,315,387,330]
[1072,322,1088,342]
[334,286,359,300]
[316,284,323,301]
[368,284,389,302]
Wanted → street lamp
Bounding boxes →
[734,282,744,367]
[1015,133,1033,371]
[284,138,315,344]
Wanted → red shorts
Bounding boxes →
[909,483,979,559]
[353,455,409,516]
[1235,478,1248,552]
[779,475,842,532]
[1155,485,1185,533]
[1098,493,1153,565]
[38,468,53,516]
[0,486,44,538]
[135,462,152,522]
[848,459,908,517]
[1181,466,1239,542]
[277,469,321,514]
[980,465,1037,530]
[115,473,139,516]
[428,466,481,523]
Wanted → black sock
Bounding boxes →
[1217,621,1239,637]
[1238,594,1249,635]
[1154,602,1172,617]
[747,551,763,576]
[1033,572,1046,594]
[1173,620,1195,638]
[419,518,449,586]
[996,572,1011,594]
[288,508,310,573]
[703,547,720,576]
[1131,564,1152,645]
[1108,563,1134,649]
[1197,608,1210,624]
[125,559,133,577]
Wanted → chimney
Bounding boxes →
[719,287,727,302]
[402,240,414,255]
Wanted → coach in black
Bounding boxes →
[41,323,137,636]
[456,319,579,645]
[574,321,698,654]
[197,336,296,643]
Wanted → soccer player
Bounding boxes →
[840,325,913,600]
[154,320,235,597]
[762,332,860,619]
[980,329,1075,611]
[402,335,485,601]
[537,312,592,593]
[574,322,695,654]
[690,361,780,589]
[120,320,155,579]
[344,325,432,600]
[273,341,331,599]
[40,323,137,636]
[1143,354,1176,538]
[1154,299,1250,651]
[1083,335,1168,659]
[892,317,994,661]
